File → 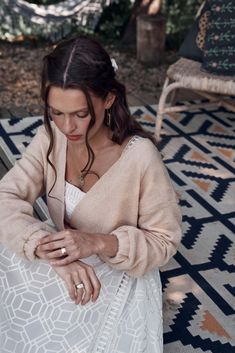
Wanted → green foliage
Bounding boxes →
[3,0,204,47]
[162,0,204,48]
[95,0,205,47]
[95,0,132,42]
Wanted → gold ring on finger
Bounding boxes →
[75,283,84,290]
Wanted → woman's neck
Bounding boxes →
[68,125,114,157]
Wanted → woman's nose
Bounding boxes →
[63,115,77,134]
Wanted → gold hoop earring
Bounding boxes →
[107,110,112,127]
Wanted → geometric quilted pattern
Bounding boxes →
[0,101,235,352]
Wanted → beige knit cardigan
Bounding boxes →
[0,123,182,277]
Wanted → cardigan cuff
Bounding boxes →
[107,227,131,263]
[23,223,56,261]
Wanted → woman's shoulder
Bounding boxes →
[35,121,59,136]
[126,135,159,161]
[123,135,162,173]
[33,122,63,144]
[25,124,48,151]
[25,122,63,158]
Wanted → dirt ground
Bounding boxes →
[0,40,178,116]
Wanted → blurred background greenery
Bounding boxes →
[96,0,204,48]
[1,0,204,49]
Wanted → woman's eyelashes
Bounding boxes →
[50,109,89,119]
[76,112,89,118]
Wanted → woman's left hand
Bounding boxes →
[36,229,101,266]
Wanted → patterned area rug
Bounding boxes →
[0,102,235,353]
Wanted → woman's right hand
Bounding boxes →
[51,260,101,305]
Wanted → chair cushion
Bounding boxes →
[202,0,235,75]
[167,58,235,95]
[178,1,210,62]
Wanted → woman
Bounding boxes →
[0,36,181,352]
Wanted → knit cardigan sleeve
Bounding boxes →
[0,126,56,260]
[101,145,182,277]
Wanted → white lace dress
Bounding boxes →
[0,136,163,353]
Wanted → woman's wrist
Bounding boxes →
[95,233,118,257]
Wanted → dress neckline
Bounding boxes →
[65,180,86,194]
[66,134,145,227]
[65,135,141,195]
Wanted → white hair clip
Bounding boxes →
[111,58,118,72]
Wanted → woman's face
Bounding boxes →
[47,86,114,143]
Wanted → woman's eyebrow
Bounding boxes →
[48,105,88,113]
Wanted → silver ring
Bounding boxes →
[75,283,84,290]
[61,247,66,256]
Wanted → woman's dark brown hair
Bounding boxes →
[41,35,157,197]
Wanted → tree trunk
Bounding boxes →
[137,13,166,66]
[122,0,162,45]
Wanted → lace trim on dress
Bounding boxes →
[122,135,142,155]
[89,272,132,353]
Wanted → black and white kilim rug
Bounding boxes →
[0,102,235,353]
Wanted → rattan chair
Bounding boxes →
[155,57,235,141]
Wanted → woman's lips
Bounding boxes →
[66,135,82,141]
